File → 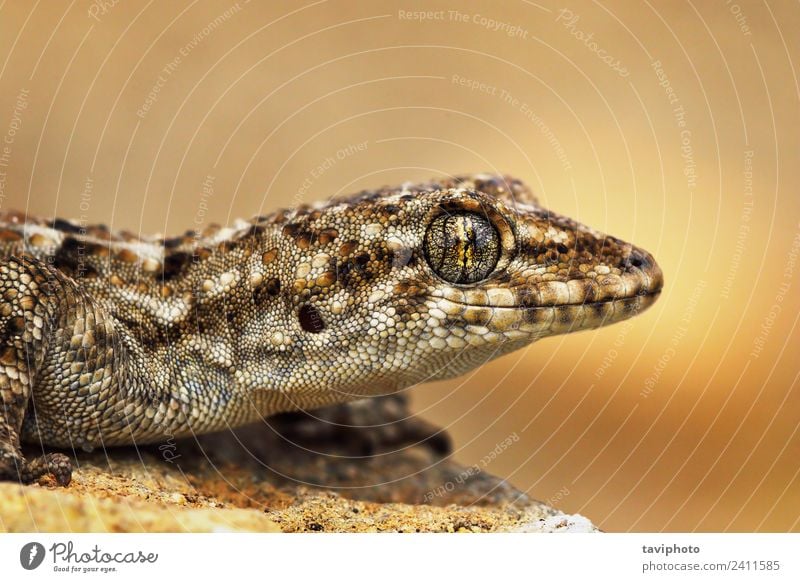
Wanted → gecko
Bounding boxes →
[0,174,662,486]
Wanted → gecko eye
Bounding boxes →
[423,212,501,284]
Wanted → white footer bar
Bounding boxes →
[1,533,797,581]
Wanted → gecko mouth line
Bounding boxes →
[436,289,662,311]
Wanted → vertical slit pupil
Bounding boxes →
[299,304,325,333]
[424,211,500,284]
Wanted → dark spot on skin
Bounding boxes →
[193,247,212,262]
[393,303,417,318]
[336,261,359,286]
[51,218,83,234]
[253,287,269,305]
[254,278,281,305]
[299,304,325,333]
[266,278,281,296]
[116,249,138,263]
[492,272,512,284]
[262,249,278,264]
[307,523,323,532]
[393,279,426,299]
[162,236,185,249]
[8,316,25,335]
[85,241,110,257]
[271,211,289,224]
[271,210,289,224]
[556,308,574,324]
[282,223,300,237]
[143,388,173,406]
[316,271,336,287]
[339,241,358,256]
[52,238,99,278]
[520,241,542,257]
[217,240,237,253]
[516,287,538,308]
[162,251,192,281]
[469,308,492,326]
[343,252,375,286]
[0,345,16,365]
[522,308,541,325]
[54,237,83,256]
[318,228,338,245]
[440,315,463,330]
[556,243,569,255]
[354,252,370,267]
[295,232,312,249]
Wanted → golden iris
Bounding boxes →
[424,212,500,284]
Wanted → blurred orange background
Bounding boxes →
[1,0,797,532]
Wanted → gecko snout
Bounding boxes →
[619,245,664,299]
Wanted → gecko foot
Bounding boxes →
[0,444,73,486]
[21,452,73,486]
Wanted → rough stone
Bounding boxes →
[0,422,596,533]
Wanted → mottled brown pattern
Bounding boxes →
[0,174,662,486]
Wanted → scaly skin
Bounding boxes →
[0,174,662,485]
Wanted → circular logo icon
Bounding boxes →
[19,542,46,570]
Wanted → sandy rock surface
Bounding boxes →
[1,422,596,533]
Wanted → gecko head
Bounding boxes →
[269,174,662,399]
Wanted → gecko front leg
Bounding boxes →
[268,393,452,456]
[0,256,73,485]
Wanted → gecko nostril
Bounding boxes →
[627,250,650,270]
[299,304,325,333]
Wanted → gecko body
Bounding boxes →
[0,174,662,485]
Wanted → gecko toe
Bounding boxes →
[21,453,73,486]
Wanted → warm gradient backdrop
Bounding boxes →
[0,0,797,532]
